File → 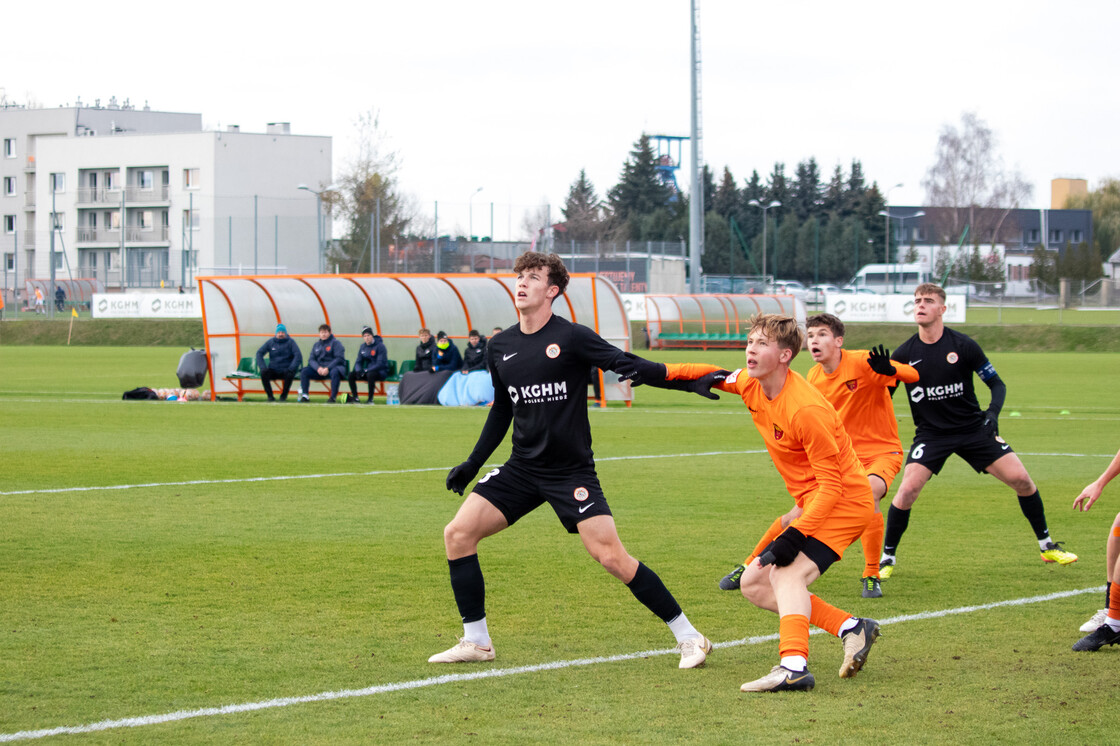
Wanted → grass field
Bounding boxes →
[2,346,1119,744]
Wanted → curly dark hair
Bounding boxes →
[513,251,569,297]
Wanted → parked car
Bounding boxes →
[840,286,878,295]
[771,280,808,302]
[808,284,842,304]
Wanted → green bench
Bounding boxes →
[655,332,749,350]
[224,358,399,401]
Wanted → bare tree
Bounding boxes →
[921,111,1032,247]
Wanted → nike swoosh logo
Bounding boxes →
[1001,444,1010,450]
[503,353,518,361]
[908,360,922,365]
[785,672,811,685]
[578,502,595,513]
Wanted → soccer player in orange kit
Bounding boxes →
[624,314,880,692]
[717,313,917,599]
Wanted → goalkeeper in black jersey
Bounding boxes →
[429,251,714,669]
[879,283,1076,579]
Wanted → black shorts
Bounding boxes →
[472,461,613,534]
[906,428,1015,475]
[760,536,841,575]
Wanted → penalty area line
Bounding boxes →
[0,585,1102,743]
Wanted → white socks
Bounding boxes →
[838,617,859,635]
[780,655,807,672]
[667,612,701,643]
[463,618,491,648]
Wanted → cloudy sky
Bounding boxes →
[4,1,1117,240]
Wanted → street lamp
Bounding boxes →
[877,206,926,292]
[298,183,339,273]
[468,187,483,241]
[748,199,781,278]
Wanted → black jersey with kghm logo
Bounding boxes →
[475,314,627,472]
[891,326,994,436]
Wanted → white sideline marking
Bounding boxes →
[4,449,1116,497]
[0,585,1102,743]
[0,451,765,496]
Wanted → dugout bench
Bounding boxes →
[224,358,402,402]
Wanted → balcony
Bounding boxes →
[77,228,121,244]
[22,230,36,248]
[76,188,124,205]
[23,191,34,209]
[124,226,170,243]
[24,156,35,173]
[125,185,170,203]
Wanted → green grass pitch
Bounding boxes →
[1,346,1118,743]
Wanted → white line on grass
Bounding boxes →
[5,449,1116,497]
[0,585,1102,743]
[0,451,767,496]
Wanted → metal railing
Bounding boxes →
[76,187,123,205]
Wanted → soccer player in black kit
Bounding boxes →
[430,251,714,668]
[879,283,1076,579]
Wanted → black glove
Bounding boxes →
[681,369,730,400]
[867,344,897,377]
[757,527,807,568]
[982,408,999,437]
[446,459,482,495]
[614,352,667,386]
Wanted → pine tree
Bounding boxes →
[713,167,740,218]
[607,133,673,227]
[560,169,604,242]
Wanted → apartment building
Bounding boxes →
[1,101,331,295]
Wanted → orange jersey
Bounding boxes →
[666,363,872,538]
[806,349,917,460]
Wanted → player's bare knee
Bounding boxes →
[443,520,476,555]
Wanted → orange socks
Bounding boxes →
[1110,581,1120,620]
[809,594,853,637]
[778,614,810,660]
[862,512,885,578]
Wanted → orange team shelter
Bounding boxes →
[198,272,633,403]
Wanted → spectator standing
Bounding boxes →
[299,324,346,403]
[347,326,390,404]
[461,330,487,373]
[415,328,436,372]
[256,323,303,402]
[55,285,66,312]
[34,287,44,314]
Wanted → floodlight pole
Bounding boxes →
[688,0,703,293]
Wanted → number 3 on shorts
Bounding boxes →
[911,443,925,460]
[477,468,500,484]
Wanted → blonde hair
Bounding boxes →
[749,314,804,360]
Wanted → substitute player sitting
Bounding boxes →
[431,251,714,669]
[629,314,880,692]
[718,313,917,599]
[880,283,1076,579]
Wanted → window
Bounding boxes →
[1072,229,1084,243]
[140,210,154,230]
[88,213,97,229]
[5,253,13,271]
[3,177,14,196]
[1050,229,1062,243]
[138,170,153,191]
[53,252,63,270]
[106,171,120,191]
[161,170,170,187]
[3,139,14,158]
[183,209,200,230]
[50,172,65,193]
[108,211,120,230]
[51,212,65,230]
[184,168,200,189]
[3,215,14,234]
[1028,228,1040,244]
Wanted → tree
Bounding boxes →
[560,169,604,242]
[606,133,673,237]
[1065,178,1120,264]
[921,111,1032,245]
[791,158,822,220]
[328,109,410,273]
[712,167,740,218]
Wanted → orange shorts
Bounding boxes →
[861,452,903,489]
[802,493,875,559]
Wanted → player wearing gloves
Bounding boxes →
[716,314,918,599]
[628,314,880,693]
[433,251,714,669]
[879,283,1075,579]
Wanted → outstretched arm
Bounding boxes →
[1073,448,1120,512]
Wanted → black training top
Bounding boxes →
[467,314,628,473]
[891,326,998,436]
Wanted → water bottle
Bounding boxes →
[387,384,400,406]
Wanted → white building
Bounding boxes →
[1,101,331,297]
